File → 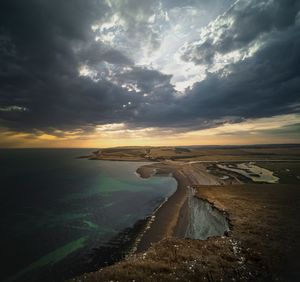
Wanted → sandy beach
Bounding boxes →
[135,162,190,252]
[135,161,223,252]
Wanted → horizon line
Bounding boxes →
[1,143,300,149]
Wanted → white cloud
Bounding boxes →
[89,1,234,93]
[0,105,28,112]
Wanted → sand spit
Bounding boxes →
[135,161,223,248]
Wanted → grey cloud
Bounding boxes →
[126,1,300,129]
[0,0,299,137]
[79,42,134,66]
[107,0,157,22]
[117,67,174,95]
[94,4,164,58]
[175,24,300,124]
[162,0,234,11]
[0,0,135,131]
[182,0,300,64]
[264,123,300,135]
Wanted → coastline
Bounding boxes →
[64,161,189,280]
[71,160,221,266]
[71,156,300,281]
[134,161,220,252]
[135,163,190,252]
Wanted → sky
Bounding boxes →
[0,0,300,148]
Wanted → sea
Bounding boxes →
[0,149,177,282]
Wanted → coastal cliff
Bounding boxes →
[185,187,229,240]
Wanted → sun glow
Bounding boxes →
[1,114,299,148]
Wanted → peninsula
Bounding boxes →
[73,144,300,281]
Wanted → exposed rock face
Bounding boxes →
[185,187,229,239]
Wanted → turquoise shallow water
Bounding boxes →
[0,149,177,282]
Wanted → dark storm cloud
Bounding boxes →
[165,31,300,128]
[163,0,300,128]
[127,0,300,129]
[0,0,140,132]
[0,0,299,135]
[179,26,300,121]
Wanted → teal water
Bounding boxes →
[0,149,177,281]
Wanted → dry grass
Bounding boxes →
[84,145,300,162]
[70,237,266,282]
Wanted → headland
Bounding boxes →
[72,144,300,281]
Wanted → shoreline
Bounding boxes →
[71,157,300,281]
[65,161,190,280]
[133,160,219,252]
[135,164,190,252]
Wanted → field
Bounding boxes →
[81,144,300,162]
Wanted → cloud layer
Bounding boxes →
[0,0,299,141]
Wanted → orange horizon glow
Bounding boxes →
[1,114,299,148]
